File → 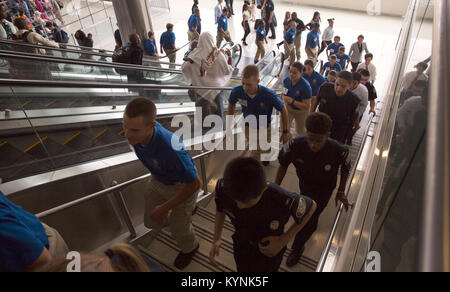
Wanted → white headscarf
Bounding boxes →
[182,32,233,102]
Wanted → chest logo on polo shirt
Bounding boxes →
[152,159,160,169]
[270,220,280,231]
[296,198,307,218]
[296,91,300,97]
[260,102,265,109]
[313,79,317,84]
[324,164,332,172]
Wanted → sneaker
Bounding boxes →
[286,246,305,267]
[268,36,276,40]
[174,243,200,270]
[243,41,248,46]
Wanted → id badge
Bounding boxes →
[239,99,248,107]
[282,88,289,95]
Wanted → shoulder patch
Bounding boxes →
[296,197,307,218]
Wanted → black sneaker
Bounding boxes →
[268,36,276,40]
[286,246,305,267]
[174,244,200,270]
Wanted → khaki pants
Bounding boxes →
[284,42,295,67]
[305,46,319,66]
[244,125,273,162]
[287,105,310,137]
[216,30,233,48]
[163,48,177,69]
[255,39,265,62]
[42,223,69,260]
[145,177,199,253]
[188,30,197,42]
[294,34,302,62]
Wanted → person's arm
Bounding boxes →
[280,105,290,144]
[335,153,352,212]
[151,176,201,223]
[370,99,376,115]
[24,247,52,272]
[275,164,288,185]
[32,33,59,48]
[209,211,226,267]
[372,65,377,84]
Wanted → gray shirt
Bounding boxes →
[349,42,369,63]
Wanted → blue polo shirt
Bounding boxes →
[218,15,228,32]
[143,38,156,56]
[322,61,342,77]
[284,28,296,44]
[229,85,285,128]
[303,71,326,96]
[160,30,176,50]
[283,77,312,110]
[327,42,344,55]
[133,122,197,185]
[0,190,49,272]
[188,14,199,32]
[307,31,320,48]
[335,53,350,69]
[256,27,266,41]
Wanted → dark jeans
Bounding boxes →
[291,186,335,251]
[351,61,360,72]
[318,41,332,56]
[226,0,234,14]
[195,91,225,131]
[243,20,250,42]
[233,236,287,272]
[265,21,276,38]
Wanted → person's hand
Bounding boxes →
[265,39,268,44]
[209,241,222,267]
[353,123,361,131]
[335,192,352,212]
[259,236,286,258]
[369,109,376,116]
[283,95,293,104]
[151,204,170,224]
[280,132,291,144]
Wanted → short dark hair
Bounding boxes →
[416,62,428,71]
[223,157,266,202]
[242,64,259,79]
[338,71,353,83]
[291,62,304,73]
[304,59,314,68]
[334,36,341,40]
[358,69,371,77]
[14,18,27,30]
[328,70,337,77]
[45,21,55,29]
[129,34,139,46]
[306,112,332,135]
[358,34,365,39]
[365,53,373,60]
[125,97,157,126]
[330,55,337,60]
[148,31,154,38]
[166,23,174,30]
[352,72,362,83]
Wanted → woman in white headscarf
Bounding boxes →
[182,32,233,121]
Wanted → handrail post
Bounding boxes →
[199,156,208,194]
[111,180,137,239]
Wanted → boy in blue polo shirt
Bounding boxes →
[254,20,267,64]
[217,8,233,48]
[305,23,320,66]
[143,31,158,57]
[303,59,326,112]
[227,65,290,165]
[326,36,344,57]
[282,62,313,137]
[335,46,351,71]
[0,179,69,272]
[160,23,177,68]
[321,55,342,77]
[283,20,297,68]
[188,8,200,41]
[123,98,202,270]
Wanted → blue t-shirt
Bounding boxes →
[143,38,156,56]
[229,85,285,128]
[307,31,320,48]
[256,27,266,41]
[0,190,49,272]
[188,14,199,32]
[160,30,176,50]
[133,122,197,185]
[282,77,312,110]
[335,53,350,69]
[327,42,344,55]
[284,28,296,44]
[322,61,342,77]
[218,15,228,32]
[303,71,326,96]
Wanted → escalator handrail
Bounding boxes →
[34,150,215,219]
[0,78,287,93]
[255,50,276,69]
[0,50,182,74]
[155,40,196,60]
[260,51,285,78]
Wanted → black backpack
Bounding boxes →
[112,47,132,75]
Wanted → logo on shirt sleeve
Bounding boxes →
[324,164,332,172]
[296,198,307,218]
[270,220,280,231]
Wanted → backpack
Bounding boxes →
[58,28,69,44]
[1,21,14,39]
[112,47,132,75]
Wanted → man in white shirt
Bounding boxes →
[401,62,429,93]
[0,9,17,40]
[318,18,334,57]
[215,0,225,24]
[357,53,377,84]
[346,72,369,145]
